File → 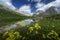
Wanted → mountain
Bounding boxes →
[0,5,31,27]
[34,6,58,16]
[45,6,57,15]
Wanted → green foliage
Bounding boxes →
[0,4,60,40]
[3,31,22,40]
[0,22,60,40]
[0,5,31,26]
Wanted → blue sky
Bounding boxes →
[0,0,60,16]
[11,0,55,13]
[12,0,55,8]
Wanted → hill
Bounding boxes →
[37,14,60,33]
[0,5,31,27]
[43,14,60,19]
[0,12,60,40]
[33,14,60,33]
[34,6,58,17]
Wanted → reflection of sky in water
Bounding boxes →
[25,19,34,24]
[0,19,34,32]
[16,19,34,26]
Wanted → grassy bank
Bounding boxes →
[0,14,60,40]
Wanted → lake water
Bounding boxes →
[0,19,34,32]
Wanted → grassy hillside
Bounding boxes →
[0,4,60,40]
[0,14,60,40]
[0,5,31,27]
[43,14,60,19]
[39,14,60,30]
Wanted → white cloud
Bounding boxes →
[0,0,33,16]
[35,3,45,8]
[54,0,60,7]
[0,0,16,10]
[36,0,60,12]
[27,0,41,2]
[36,1,55,11]
[19,5,33,16]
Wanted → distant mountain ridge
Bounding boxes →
[33,6,58,16]
[45,6,57,15]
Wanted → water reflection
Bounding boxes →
[0,19,34,32]
[16,19,34,26]
[25,19,34,24]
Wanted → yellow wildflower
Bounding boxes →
[47,30,59,39]
[28,27,34,32]
[3,31,8,36]
[14,32,20,38]
[35,23,41,30]
[35,31,39,34]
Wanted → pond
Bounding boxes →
[0,19,34,32]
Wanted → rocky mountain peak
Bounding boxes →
[46,6,57,14]
[34,6,57,16]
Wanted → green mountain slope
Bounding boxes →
[0,9,60,40]
[37,14,60,33]
[32,14,60,34]
[19,14,60,40]
[0,5,31,27]
[1,14,60,40]
[43,14,60,19]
